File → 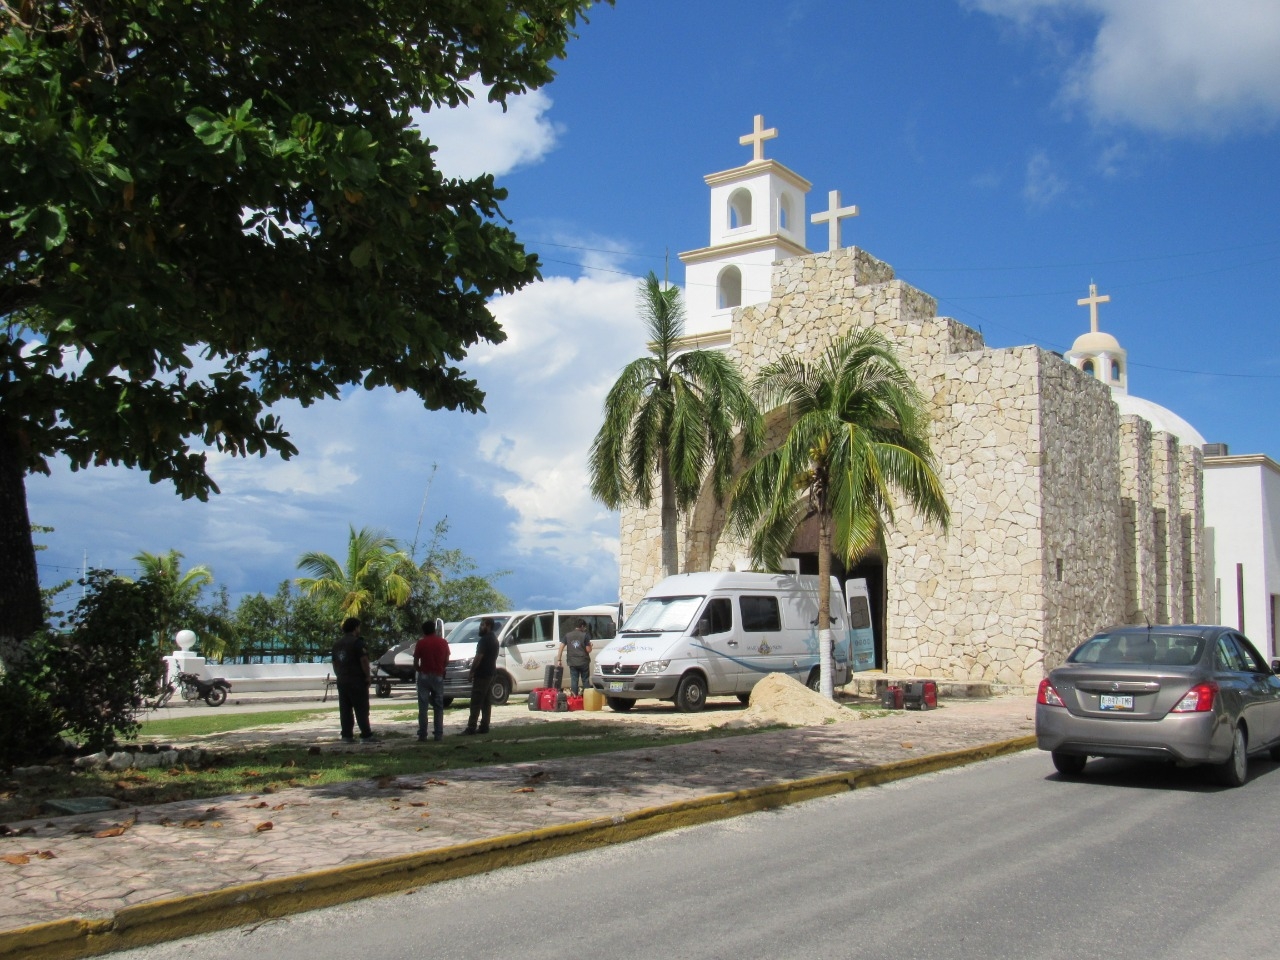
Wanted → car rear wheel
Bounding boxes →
[1051,751,1086,777]
[1215,724,1248,787]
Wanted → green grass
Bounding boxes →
[0,720,765,824]
[135,700,415,738]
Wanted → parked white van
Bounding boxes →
[443,605,620,705]
[591,571,857,712]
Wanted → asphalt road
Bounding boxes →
[109,750,1280,960]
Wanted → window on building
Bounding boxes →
[1082,360,1095,377]
[779,194,792,231]
[728,188,752,229]
[1111,359,1121,380]
[718,266,742,309]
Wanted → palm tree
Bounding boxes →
[295,525,413,619]
[590,272,762,578]
[729,327,950,698]
[128,549,214,652]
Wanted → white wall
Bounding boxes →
[1204,456,1280,659]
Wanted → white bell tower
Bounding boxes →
[679,115,811,344]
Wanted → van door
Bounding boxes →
[504,612,556,690]
[846,579,876,674]
[738,594,785,693]
[689,596,739,696]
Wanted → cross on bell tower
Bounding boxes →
[1077,282,1111,333]
[738,114,778,164]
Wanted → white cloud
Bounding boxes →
[967,0,1280,137]
[411,80,562,179]
[1022,149,1068,207]
[471,271,645,567]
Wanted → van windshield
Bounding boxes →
[621,596,704,633]
[446,616,511,645]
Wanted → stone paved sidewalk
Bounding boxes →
[0,697,1037,956]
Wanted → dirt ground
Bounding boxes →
[145,674,876,748]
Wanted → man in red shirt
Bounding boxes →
[413,618,451,742]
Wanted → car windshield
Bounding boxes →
[446,616,510,644]
[621,596,704,633]
[1068,633,1205,667]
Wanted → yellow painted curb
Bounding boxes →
[0,735,1036,960]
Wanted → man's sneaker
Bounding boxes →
[459,728,476,736]
[360,734,379,742]
[476,727,490,735]
[433,735,443,742]
[340,736,356,744]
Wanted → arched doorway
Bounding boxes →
[786,514,888,670]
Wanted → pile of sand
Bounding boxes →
[723,672,857,729]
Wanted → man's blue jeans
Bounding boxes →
[568,664,589,696]
[417,673,445,740]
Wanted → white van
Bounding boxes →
[591,571,857,712]
[442,605,620,705]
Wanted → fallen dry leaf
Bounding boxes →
[281,759,297,768]
[2,854,30,865]
[255,821,273,833]
[93,817,136,839]
[271,803,286,811]
[408,801,427,808]
[182,819,204,829]
[513,787,535,793]
[900,742,915,749]
[248,801,269,809]
[330,811,340,818]
[36,850,55,860]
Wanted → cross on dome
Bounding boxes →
[738,114,778,164]
[810,189,859,251]
[1077,282,1111,333]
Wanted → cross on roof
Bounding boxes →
[810,189,860,251]
[1077,282,1111,333]
[738,114,778,163]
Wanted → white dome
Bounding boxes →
[1071,330,1123,354]
[1114,393,1205,447]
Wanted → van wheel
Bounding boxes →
[806,669,821,692]
[488,674,511,706]
[375,679,392,698]
[606,697,634,712]
[675,674,707,713]
[737,693,751,705]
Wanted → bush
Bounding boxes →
[0,672,60,769]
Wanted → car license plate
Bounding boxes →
[1099,694,1134,711]
[608,681,625,693]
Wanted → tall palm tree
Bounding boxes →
[729,327,950,698]
[590,272,762,578]
[128,549,214,651]
[295,525,413,618]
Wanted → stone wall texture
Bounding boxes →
[616,247,1205,686]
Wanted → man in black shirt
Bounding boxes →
[461,616,499,735]
[332,617,375,743]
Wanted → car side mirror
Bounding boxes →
[1271,659,1280,675]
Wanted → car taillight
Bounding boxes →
[1171,682,1217,713]
[1037,678,1065,707]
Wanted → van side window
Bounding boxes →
[590,616,617,640]
[740,595,781,632]
[703,598,732,635]
[511,613,553,644]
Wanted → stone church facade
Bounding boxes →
[616,117,1208,688]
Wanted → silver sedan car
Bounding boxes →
[1036,625,1280,786]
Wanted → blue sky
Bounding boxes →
[29,0,1280,625]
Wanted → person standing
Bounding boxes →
[557,618,593,697]
[413,618,450,742]
[461,616,499,735]
[332,617,375,743]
